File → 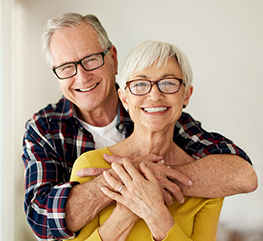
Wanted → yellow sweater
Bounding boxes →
[70,147,224,241]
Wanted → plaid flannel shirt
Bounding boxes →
[22,96,251,240]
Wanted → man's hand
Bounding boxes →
[76,153,162,177]
[76,154,193,205]
[105,154,193,205]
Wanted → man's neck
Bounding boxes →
[76,93,119,127]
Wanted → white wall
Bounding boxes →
[3,0,262,240]
[0,0,4,240]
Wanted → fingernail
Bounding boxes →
[188,180,193,186]
[160,160,165,164]
[180,198,185,204]
[141,162,146,167]
[76,170,82,177]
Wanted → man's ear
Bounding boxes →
[183,85,193,108]
[118,88,129,110]
[110,45,118,75]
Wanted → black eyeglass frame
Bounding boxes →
[52,47,111,80]
[125,78,186,96]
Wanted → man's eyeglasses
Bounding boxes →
[53,48,111,80]
[125,78,185,96]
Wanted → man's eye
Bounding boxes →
[61,65,74,72]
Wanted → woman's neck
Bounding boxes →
[110,126,176,162]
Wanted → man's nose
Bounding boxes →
[74,64,92,83]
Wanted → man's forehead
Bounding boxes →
[50,23,102,65]
[51,23,99,44]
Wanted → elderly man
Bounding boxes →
[22,12,257,240]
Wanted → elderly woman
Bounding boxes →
[69,40,224,241]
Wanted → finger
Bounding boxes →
[103,170,124,192]
[139,163,158,183]
[111,161,135,185]
[122,159,143,181]
[103,154,128,164]
[135,154,163,164]
[157,160,165,165]
[147,154,164,163]
[163,167,192,187]
[76,167,110,177]
[161,188,173,206]
[163,180,185,204]
[100,186,123,202]
[154,173,185,204]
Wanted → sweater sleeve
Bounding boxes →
[150,198,224,241]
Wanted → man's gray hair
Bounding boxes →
[118,40,193,91]
[42,12,112,66]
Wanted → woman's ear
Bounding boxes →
[118,88,129,110]
[183,85,193,108]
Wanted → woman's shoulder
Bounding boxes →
[76,147,112,168]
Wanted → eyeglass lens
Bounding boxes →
[128,78,182,95]
[54,52,105,79]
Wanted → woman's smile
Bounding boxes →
[142,106,169,113]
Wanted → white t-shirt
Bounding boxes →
[79,115,125,149]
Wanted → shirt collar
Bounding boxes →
[49,95,133,135]
[116,99,133,135]
[49,96,74,122]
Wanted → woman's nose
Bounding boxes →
[147,83,164,101]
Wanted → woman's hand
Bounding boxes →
[104,154,192,205]
[100,159,174,240]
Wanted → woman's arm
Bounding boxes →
[68,150,138,241]
[100,159,174,241]
[98,203,138,241]
[191,198,224,241]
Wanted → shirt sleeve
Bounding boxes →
[175,112,252,165]
[22,119,78,240]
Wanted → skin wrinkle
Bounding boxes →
[175,154,254,198]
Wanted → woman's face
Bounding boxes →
[119,57,193,133]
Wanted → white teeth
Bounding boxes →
[143,107,168,113]
[79,83,98,92]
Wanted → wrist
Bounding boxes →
[145,205,174,240]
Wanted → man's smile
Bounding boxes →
[76,82,99,92]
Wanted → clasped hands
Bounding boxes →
[76,154,193,205]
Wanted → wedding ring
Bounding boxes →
[118,184,124,193]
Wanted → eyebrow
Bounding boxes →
[133,74,178,79]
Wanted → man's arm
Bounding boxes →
[174,154,257,198]
[172,112,257,197]
[65,154,179,232]
[23,131,76,240]
[65,173,113,232]
[103,153,257,201]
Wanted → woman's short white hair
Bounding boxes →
[118,40,193,91]
[42,12,112,66]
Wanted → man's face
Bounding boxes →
[50,22,118,118]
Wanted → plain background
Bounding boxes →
[1,0,262,240]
